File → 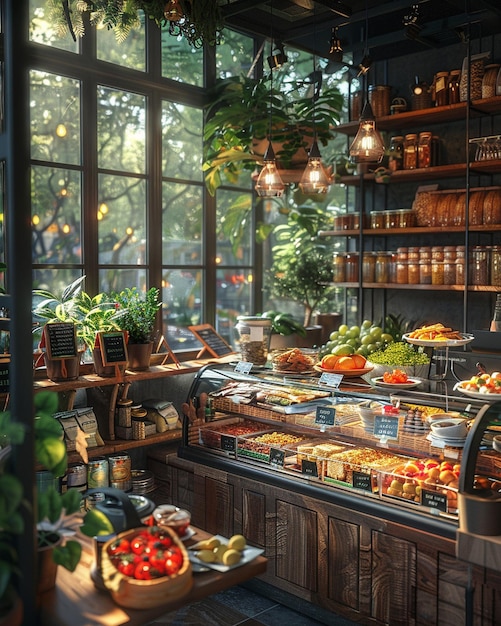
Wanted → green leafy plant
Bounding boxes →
[260,311,306,337]
[112,286,161,344]
[203,74,343,196]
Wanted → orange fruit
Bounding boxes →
[351,354,367,369]
[321,354,339,370]
[336,356,356,370]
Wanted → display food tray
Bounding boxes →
[197,419,274,456]
[211,397,287,422]
[236,431,306,464]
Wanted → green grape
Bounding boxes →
[368,342,430,366]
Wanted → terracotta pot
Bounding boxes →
[92,348,125,378]
[269,325,323,350]
[43,353,80,382]
[37,534,62,597]
[126,341,153,371]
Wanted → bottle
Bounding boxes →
[388,136,404,171]
[490,294,501,331]
[403,133,418,169]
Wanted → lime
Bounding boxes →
[338,324,349,336]
[381,333,394,343]
[333,343,354,356]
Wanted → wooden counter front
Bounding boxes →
[38,527,267,626]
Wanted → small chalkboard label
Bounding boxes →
[422,489,447,512]
[318,372,343,388]
[220,434,236,452]
[301,459,318,477]
[374,415,399,441]
[235,361,253,374]
[189,324,235,358]
[353,471,372,492]
[0,361,9,393]
[315,405,335,427]
[270,447,285,466]
[44,323,78,360]
[97,331,128,366]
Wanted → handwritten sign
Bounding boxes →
[374,415,399,441]
[44,323,78,360]
[220,434,236,453]
[315,405,335,428]
[422,489,447,513]
[301,459,318,477]
[189,324,235,358]
[270,447,285,467]
[97,331,128,366]
[353,471,373,492]
[0,360,9,393]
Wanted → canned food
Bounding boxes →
[108,453,132,491]
[65,462,87,493]
[87,456,109,489]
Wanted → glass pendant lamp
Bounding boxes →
[255,141,285,197]
[349,100,385,164]
[299,139,330,194]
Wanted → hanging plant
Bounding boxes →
[48,0,223,47]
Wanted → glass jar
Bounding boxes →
[443,247,457,285]
[431,261,444,285]
[384,210,399,229]
[456,246,465,285]
[403,133,418,169]
[370,211,385,229]
[418,131,433,168]
[332,252,346,282]
[345,252,359,282]
[448,70,461,104]
[482,64,500,99]
[395,259,408,284]
[491,246,501,286]
[434,71,449,106]
[407,260,420,284]
[469,246,489,286]
[362,251,376,283]
[235,316,272,365]
[419,260,432,284]
[375,252,391,283]
[388,136,404,171]
[431,246,444,262]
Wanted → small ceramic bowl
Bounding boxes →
[429,417,468,439]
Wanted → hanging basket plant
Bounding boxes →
[48,0,223,47]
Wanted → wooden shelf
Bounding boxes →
[319,224,501,238]
[330,282,500,292]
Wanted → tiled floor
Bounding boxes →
[148,582,360,626]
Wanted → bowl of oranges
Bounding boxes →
[314,353,373,378]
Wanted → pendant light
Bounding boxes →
[254,2,285,197]
[349,1,385,164]
[299,10,331,194]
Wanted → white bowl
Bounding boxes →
[362,362,429,383]
[429,417,468,439]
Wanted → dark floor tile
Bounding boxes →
[148,596,247,625]
[250,604,327,626]
[208,586,279,616]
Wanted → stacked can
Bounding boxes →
[108,453,132,491]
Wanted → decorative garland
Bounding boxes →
[50,0,224,47]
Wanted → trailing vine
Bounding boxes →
[48,0,223,47]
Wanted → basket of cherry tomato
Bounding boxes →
[101,525,193,609]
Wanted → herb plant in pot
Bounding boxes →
[112,287,161,370]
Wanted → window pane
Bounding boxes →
[163,269,202,347]
[162,102,203,181]
[216,268,252,342]
[216,189,253,266]
[30,71,81,165]
[216,30,255,79]
[98,174,146,265]
[98,87,146,174]
[29,0,79,52]
[99,268,147,296]
[97,16,146,71]
[162,182,202,265]
[161,29,203,86]
[32,165,82,264]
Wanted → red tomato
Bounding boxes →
[164,557,181,576]
[130,535,149,555]
[108,537,130,556]
[115,555,135,577]
[134,561,162,580]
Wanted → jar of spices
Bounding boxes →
[384,210,399,229]
[448,70,461,104]
[370,211,385,229]
[333,252,346,282]
[434,71,449,106]
[362,251,376,283]
[431,246,444,262]
[375,252,391,283]
[235,316,272,365]
[470,246,489,286]
[491,246,501,286]
[403,133,418,169]
[345,252,359,282]
[132,415,146,440]
[443,246,457,285]
[418,132,433,168]
[456,246,465,285]
[388,136,404,171]
[116,398,133,428]
[431,262,444,285]
[407,259,420,284]
[419,259,432,284]
[395,248,408,284]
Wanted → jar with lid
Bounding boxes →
[482,64,500,99]
[395,249,408,284]
[362,251,376,283]
[384,210,399,229]
[345,252,359,283]
[448,70,461,104]
[431,246,444,262]
[431,262,444,285]
[370,211,385,229]
[407,259,420,284]
[418,132,433,168]
[419,259,432,284]
[388,136,404,171]
[116,398,133,428]
[235,316,272,365]
[443,247,457,285]
[375,252,391,283]
[491,246,501,286]
[333,252,346,282]
[456,246,465,285]
[433,71,449,106]
[403,134,418,169]
[469,246,489,286]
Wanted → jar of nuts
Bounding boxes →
[235,316,272,365]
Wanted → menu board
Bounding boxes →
[189,324,235,358]
[44,323,78,360]
[0,360,9,393]
[97,331,128,366]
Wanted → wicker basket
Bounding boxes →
[211,397,286,422]
[101,526,193,609]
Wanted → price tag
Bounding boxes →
[301,459,318,477]
[44,322,78,359]
[270,447,285,467]
[353,471,372,492]
[373,415,399,442]
[97,331,128,366]
[220,434,236,452]
[318,372,343,388]
[315,405,335,432]
[0,361,9,393]
[235,361,253,374]
[422,489,447,513]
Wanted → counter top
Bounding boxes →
[38,527,267,626]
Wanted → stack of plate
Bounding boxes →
[131,469,155,494]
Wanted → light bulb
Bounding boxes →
[349,102,385,164]
[299,140,331,194]
[255,142,285,197]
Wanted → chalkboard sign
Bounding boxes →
[189,324,235,358]
[353,471,372,492]
[315,405,336,427]
[373,415,400,441]
[44,323,78,360]
[0,361,9,393]
[301,459,318,477]
[422,489,447,513]
[97,331,128,366]
[270,447,285,467]
[221,434,236,453]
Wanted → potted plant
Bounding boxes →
[203,73,344,196]
[112,287,162,370]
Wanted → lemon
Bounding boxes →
[213,544,229,562]
[228,534,247,551]
[222,549,242,566]
[197,549,217,563]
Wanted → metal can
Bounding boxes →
[65,462,87,493]
[87,456,109,489]
[108,453,132,491]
